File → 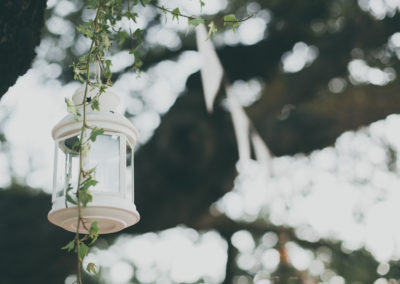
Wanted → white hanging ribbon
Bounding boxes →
[250,129,273,176]
[225,84,252,166]
[196,24,274,173]
[196,24,224,113]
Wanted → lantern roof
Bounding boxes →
[72,85,120,113]
[52,86,139,146]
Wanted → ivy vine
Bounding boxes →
[60,1,251,283]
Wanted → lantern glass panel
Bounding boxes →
[87,134,120,193]
[56,135,80,198]
[55,147,66,198]
[126,142,134,202]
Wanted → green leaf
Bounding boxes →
[61,240,75,252]
[188,18,205,27]
[66,183,74,194]
[133,29,143,47]
[223,14,238,24]
[130,48,143,70]
[171,8,181,22]
[117,30,129,45]
[207,21,218,39]
[89,127,104,142]
[87,0,100,8]
[91,99,100,111]
[81,176,99,192]
[79,243,89,260]
[89,221,99,236]
[101,32,111,51]
[72,62,86,83]
[135,60,143,70]
[65,183,77,206]
[99,83,108,94]
[65,193,77,205]
[80,182,96,193]
[72,140,81,152]
[86,167,96,175]
[65,98,80,121]
[223,14,241,31]
[89,221,99,245]
[161,5,168,23]
[79,178,96,207]
[80,191,93,207]
[199,0,205,10]
[104,59,112,81]
[76,24,93,38]
[125,11,138,22]
[86,262,97,274]
[139,0,151,6]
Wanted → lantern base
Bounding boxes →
[48,206,140,234]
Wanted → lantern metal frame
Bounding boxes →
[48,87,140,234]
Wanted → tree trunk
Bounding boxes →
[0,0,47,96]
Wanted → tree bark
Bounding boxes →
[0,0,47,96]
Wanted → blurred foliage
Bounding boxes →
[34,0,400,156]
[0,184,395,283]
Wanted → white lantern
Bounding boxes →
[48,86,140,234]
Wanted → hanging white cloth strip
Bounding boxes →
[250,129,273,176]
[225,84,252,165]
[196,24,274,173]
[195,24,224,113]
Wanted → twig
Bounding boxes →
[151,3,254,23]
[74,6,102,284]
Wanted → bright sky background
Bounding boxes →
[4,0,400,283]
